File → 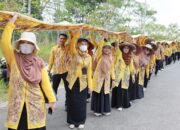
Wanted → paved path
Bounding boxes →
[0,61,180,130]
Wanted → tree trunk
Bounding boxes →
[28,0,31,15]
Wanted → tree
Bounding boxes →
[165,24,180,41]
[0,0,23,12]
[63,0,106,23]
[1,0,179,41]
[0,0,45,19]
[86,3,119,29]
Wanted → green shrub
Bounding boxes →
[38,43,56,62]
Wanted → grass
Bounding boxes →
[0,49,3,59]
[38,43,56,62]
[0,50,7,103]
[0,80,7,103]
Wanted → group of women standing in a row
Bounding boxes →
[1,15,180,130]
[47,28,160,129]
[49,30,180,129]
[154,41,180,75]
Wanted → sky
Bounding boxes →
[137,0,180,26]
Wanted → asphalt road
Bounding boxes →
[0,61,180,130]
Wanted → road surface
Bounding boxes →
[0,61,180,130]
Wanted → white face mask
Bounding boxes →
[79,45,88,52]
[19,43,35,54]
